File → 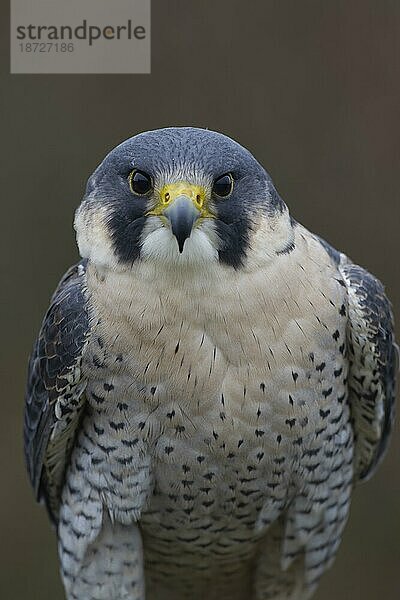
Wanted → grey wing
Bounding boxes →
[24,261,90,522]
[340,262,398,481]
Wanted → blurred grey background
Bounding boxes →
[1,1,399,598]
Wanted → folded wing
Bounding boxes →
[24,262,90,522]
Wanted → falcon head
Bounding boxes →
[75,127,295,272]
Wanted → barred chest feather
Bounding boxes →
[78,232,351,558]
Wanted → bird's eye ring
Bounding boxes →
[128,170,152,195]
[212,173,234,198]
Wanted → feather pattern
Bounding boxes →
[24,261,90,521]
[340,262,398,481]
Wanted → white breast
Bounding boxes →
[80,224,349,570]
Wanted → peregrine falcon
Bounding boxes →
[24,127,397,600]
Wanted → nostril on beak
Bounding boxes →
[164,195,200,253]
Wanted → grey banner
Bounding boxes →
[10,0,151,74]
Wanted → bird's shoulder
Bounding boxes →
[301,228,397,480]
[339,260,397,480]
[24,260,90,521]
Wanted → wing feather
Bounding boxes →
[24,261,90,522]
[340,262,397,481]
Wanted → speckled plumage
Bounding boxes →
[24,128,397,600]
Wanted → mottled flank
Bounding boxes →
[24,262,89,522]
[340,263,398,480]
[24,128,396,600]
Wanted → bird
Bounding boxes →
[24,127,397,600]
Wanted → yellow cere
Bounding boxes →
[146,181,215,220]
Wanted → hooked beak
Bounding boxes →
[145,181,213,253]
[164,195,200,253]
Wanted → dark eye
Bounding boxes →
[129,170,152,195]
[212,173,233,198]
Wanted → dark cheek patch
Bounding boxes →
[107,195,148,264]
[213,175,273,268]
[214,207,251,269]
